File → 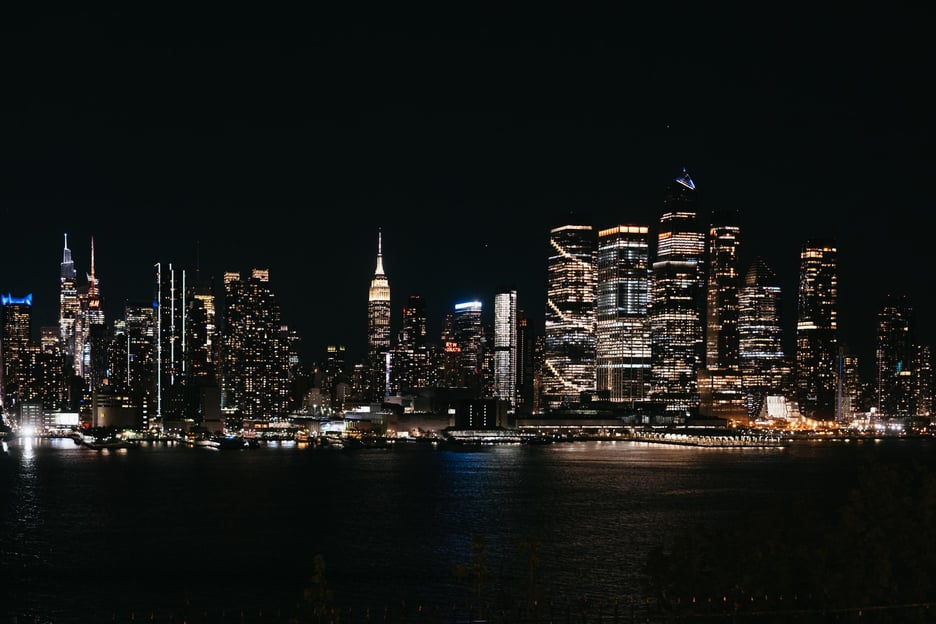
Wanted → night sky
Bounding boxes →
[1,7,933,377]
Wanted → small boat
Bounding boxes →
[80,437,138,450]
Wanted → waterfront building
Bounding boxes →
[37,326,67,411]
[515,308,535,415]
[220,268,290,422]
[913,344,933,421]
[494,289,518,408]
[837,349,861,424]
[1,293,35,411]
[543,223,597,409]
[595,225,651,405]
[875,292,913,418]
[366,229,391,402]
[738,257,787,418]
[699,208,746,421]
[648,169,705,419]
[794,238,838,420]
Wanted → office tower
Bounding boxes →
[515,308,535,415]
[596,225,651,405]
[836,350,861,424]
[1,293,34,410]
[648,169,705,419]
[367,229,391,402]
[188,275,219,387]
[543,223,597,409]
[738,258,786,417]
[220,269,289,421]
[59,233,79,362]
[117,300,157,428]
[436,312,462,389]
[794,238,838,420]
[37,326,67,410]
[154,263,188,424]
[452,301,485,396]
[391,295,430,395]
[699,208,746,420]
[875,292,913,418]
[494,289,518,408]
[74,237,106,387]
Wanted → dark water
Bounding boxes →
[2,436,933,622]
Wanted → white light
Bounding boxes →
[20,425,36,437]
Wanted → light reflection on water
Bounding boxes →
[1,436,931,622]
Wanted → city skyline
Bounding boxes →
[1,7,932,376]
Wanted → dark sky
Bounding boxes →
[1,6,933,377]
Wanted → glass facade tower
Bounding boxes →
[494,289,518,408]
[543,224,597,409]
[794,238,838,420]
[596,225,650,404]
[648,169,705,418]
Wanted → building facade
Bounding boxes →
[493,289,518,408]
[543,223,597,409]
[737,257,787,418]
[366,230,391,402]
[794,238,838,420]
[595,225,650,405]
[648,169,705,419]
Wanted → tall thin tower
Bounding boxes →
[494,289,518,408]
[543,223,597,409]
[367,229,391,402]
[596,225,650,404]
[59,233,79,362]
[794,238,838,420]
[648,168,705,420]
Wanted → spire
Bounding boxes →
[675,166,696,190]
[89,236,98,296]
[374,228,385,277]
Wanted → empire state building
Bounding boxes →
[367,229,391,401]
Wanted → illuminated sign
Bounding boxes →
[1,293,32,306]
[454,301,482,311]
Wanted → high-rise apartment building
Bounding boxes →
[737,258,786,417]
[596,225,650,404]
[794,238,838,420]
[390,294,431,394]
[515,308,535,415]
[452,300,485,396]
[699,208,746,421]
[913,345,933,421]
[494,289,518,408]
[875,292,913,418]
[648,169,705,419]
[1,293,35,410]
[366,230,391,402]
[543,223,597,409]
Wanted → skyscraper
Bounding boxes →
[494,289,518,408]
[73,237,105,388]
[649,169,705,419]
[452,300,485,396]
[59,233,78,363]
[737,257,786,417]
[220,268,290,421]
[596,225,651,404]
[794,238,838,420]
[391,294,430,394]
[699,208,746,421]
[366,229,391,402]
[543,223,597,409]
[1,293,34,410]
[875,292,913,418]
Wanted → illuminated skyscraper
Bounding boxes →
[452,300,485,396]
[794,238,838,420]
[875,292,913,418]
[220,268,289,421]
[738,257,786,417]
[74,237,106,390]
[1,293,34,410]
[367,229,391,401]
[913,345,933,421]
[59,233,79,362]
[515,308,535,415]
[543,223,597,409]
[699,208,746,421]
[494,289,518,408]
[649,169,705,419]
[596,225,650,404]
[390,294,431,394]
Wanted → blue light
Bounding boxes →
[1,293,32,306]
